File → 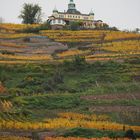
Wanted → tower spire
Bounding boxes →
[89,9,94,15]
[68,0,76,10]
[53,6,58,12]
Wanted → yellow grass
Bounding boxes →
[102,40,140,53]
[0,33,36,39]
[0,136,31,140]
[0,118,140,131]
[0,42,27,48]
[0,23,40,31]
[40,30,140,43]
[57,50,89,57]
[45,137,131,140]
[0,54,52,61]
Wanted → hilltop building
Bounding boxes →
[48,0,106,29]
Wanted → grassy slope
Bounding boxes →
[0,57,140,126]
[0,25,140,138]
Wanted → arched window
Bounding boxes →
[53,20,56,24]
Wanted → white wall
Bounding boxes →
[50,19,66,25]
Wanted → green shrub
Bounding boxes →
[62,128,125,138]
[69,21,81,31]
[0,50,15,55]
[125,129,136,139]
[63,55,87,71]
[19,23,51,33]
[23,37,30,42]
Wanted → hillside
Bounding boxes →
[0,24,140,64]
[0,24,140,140]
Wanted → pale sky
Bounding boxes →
[0,0,140,30]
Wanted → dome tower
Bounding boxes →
[67,0,81,14]
[68,0,76,10]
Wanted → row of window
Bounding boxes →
[52,19,65,24]
[67,15,81,19]
[84,23,94,27]
[59,15,64,18]
[58,14,92,20]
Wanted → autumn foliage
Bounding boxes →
[0,112,140,132]
[40,30,140,43]
[45,137,130,140]
[0,82,6,94]
[0,136,31,140]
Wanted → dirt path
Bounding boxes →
[0,131,32,138]
[81,93,140,113]
[81,93,140,100]
[89,106,140,113]
[0,37,68,56]
[0,130,57,140]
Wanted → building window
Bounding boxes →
[53,20,56,24]
[59,15,64,18]
[84,17,88,20]
[58,20,61,23]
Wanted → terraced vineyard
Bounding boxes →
[0,24,140,139]
[40,30,140,61]
[0,136,31,140]
[0,24,140,64]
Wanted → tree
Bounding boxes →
[125,129,136,140]
[102,23,109,29]
[69,21,81,30]
[0,81,7,94]
[134,28,140,33]
[19,3,42,24]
